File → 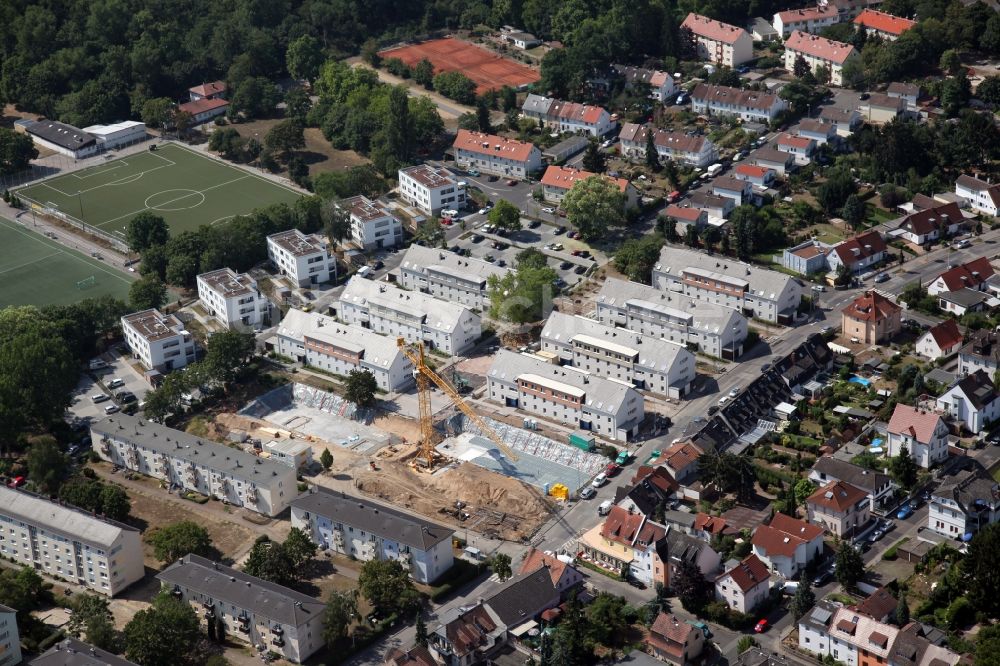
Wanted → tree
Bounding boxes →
[977,75,1000,107]
[488,199,521,232]
[230,77,280,120]
[895,592,910,626]
[684,223,700,248]
[344,369,378,407]
[702,225,721,252]
[794,54,811,78]
[476,97,491,132]
[413,59,435,89]
[203,330,255,385]
[964,523,1000,617]
[890,446,919,489]
[140,98,174,129]
[817,169,857,213]
[323,590,357,645]
[264,120,305,161]
[730,206,756,259]
[286,35,324,83]
[942,72,972,117]
[673,557,710,613]
[0,128,39,174]
[790,579,816,621]
[208,127,246,161]
[488,258,559,323]
[834,540,865,591]
[0,566,49,618]
[357,559,420,615]
[68,594,118,651]
[99,484,131,521]
[433,71,476,105]
[737,636,758,653]
[148,521,213,564]
[129,275,167,311]
[645,130,660,170]
[585,592,630,647]
[491,553,513,582]
[361,38,381,68]
[940,49,963,75]
[662,216,677,242]
[794,478,818,506]
[26,436,69,494]
[582,140,605,173]
[283,527,317,569]
[841,194,865,230]
[322,201,352,244]
[320,448,333,470]
[562,176,626,241]
[415,614,428,647]
[124,591,201,666]
[613,235,663,283]
[126,212,169,252]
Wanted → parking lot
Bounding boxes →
[69,353,152,425]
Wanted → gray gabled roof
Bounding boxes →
[485,566,559,626]
[156,554,324,627]
[596,277,746,336]
[0,486,137,551]
[654,247,799,302]
[400,245,510,285]
[340,275,475,334]
[30,637,139,666]
[811,457,890,494]
[290,487,453,551]
[522,93,555,116]
[25,120,96,151]
[0,603,14,614]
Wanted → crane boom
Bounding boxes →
[397,338,519,463]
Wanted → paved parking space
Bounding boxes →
[70,354,152,423]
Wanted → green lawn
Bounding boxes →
[16,143,301,242]
[0,216,133,306]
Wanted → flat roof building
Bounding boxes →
[197,268,270,331]
[341,195,403,251]
[267,229,334,287]
[121,308,197,372]
[91,414,298,517]
[291,487,455,584]
[0,486,144,597]
[398,165,467,217]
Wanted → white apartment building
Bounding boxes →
[0,486,144,597]
[690,84,789,124]
[338,276,481,355]
[955,174,1000,217]
[539,165,640,207]
[540,312,696,398]
[398,165,467,216]
[652,247,804,324]
[681,13,754,67]
[398,245,510,310]
[596,278,748,359]
[886,404,949,468]
[291,487,455,584]
[158,555,325,664]
[32,638,139,666]
[487,349,645,441]
[521,95,616,137]
[773,5,840,37]
[91,413,297,517]
[197,268,270,330]
[266,229,334,287]
[783,31,858,86]
[617,124,719,168]
[0,605,19,666]
[928,464,1000,540]
[341,195,403,251]
[276,309,414,392]
[452,130,542,179]
[121,309,197,372]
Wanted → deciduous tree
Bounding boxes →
[490,553,513,582]
[835,540,865,591]
[124,591,201,666]
[126,212,169,252]
[344,369,378,407]
[286,35,324,83]
[0,127,38,174]
[357,559,420,615]
[264,120,306,161]
[673,557,710,613]
[26,436,69,494]
[148,521,213,564]
[322,590,358,645]
[964,523,1000,617]
[562,176,625,241]
[582,140,605,173]
[488,199,521,232]
[129,275,167,311]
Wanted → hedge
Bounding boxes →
[430,559,485,602]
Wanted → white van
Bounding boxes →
[598,500,613,516]
[356,266,373,279]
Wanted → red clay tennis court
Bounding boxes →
[379,38,540,95]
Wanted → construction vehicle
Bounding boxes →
[396,337,519,469]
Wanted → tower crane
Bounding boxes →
[396,338,519,469]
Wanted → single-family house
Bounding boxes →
[715,554,771,613]
[429,602,506,666]
[826,230,888,275]
[646,612,706,666]
[936,369,1000,434]
[806,480,872,538]
[614,467,680,519]
[916,319,964,361]
[959,330,1000,377]
[735,164,777,187]
[819,107,863,136]
[841,290,901,344]
[751,147,795,176]
[897,202,964,245]
[783,240,830,275]
[928,461,1000,540]
[854,9,916,40]
[518,548,585,595]
[858,93,906,125]
[887,81,921,109]
[660,440,703,484]
[955,174,1000,217]
[927,257,994,296]
[798,119,838,145]
[887,404,950,468]
[712,176,754,206]
[751,513,824,579]
[938,288,990,316]
[664,205,708,234]
[776,133,816,163]
[685,191,734,219]
[854,587,899,623]
[613,65,677,102]
[783,31,858,86]
[809,457,895,513]
[681,13,754,67]
[694,512,737,540]
[385,646,438,666]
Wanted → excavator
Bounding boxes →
[396,338,519,470]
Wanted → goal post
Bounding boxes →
[76,276,96,289]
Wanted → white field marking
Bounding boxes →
[71,160,130,180]
[96,175,252,227]
[143,189,206,212]
[0,218,132,285]
[210,215,235,226]
[0,251,62,276]
[166,143,305,197]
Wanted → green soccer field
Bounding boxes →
[15,143,302,242]
[0,216,134,307]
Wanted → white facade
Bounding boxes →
[276,308,414,392]
[681,13,754,67]
[158,555,325,664]
[652,247,804,324]
[291,487,455,584]
[618,123,719,168]
[81,121,147,150]
[25,120,100,158]
[341,196,403,251]
[92,414,297,517]
[596,277,748,359]
[955,174,1000,217]
[773,6,840,37]
[338,276,481,355]
[398,165,467,216]
[398,245,510,310]
[487,350,644,441]
[521,94,616,137]
[540,312,696,399]
[935,371,1000,434]
[0,486,144,597]
[783,31,857,86]
[121,309,197,372]
[197,268,270,330]
[267,229,334,287]
[928,467,1000,540]
[690,84,788,124]
[886,405,950,468]
[714,556,770,614]
[0,605,19,666]
[452,130,542,179]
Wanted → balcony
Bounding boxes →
[246,487,258,502]
[100,442,111,454]
[271,637,285,648]
[237,616,250,633]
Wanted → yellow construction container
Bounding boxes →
[548,483,569,502]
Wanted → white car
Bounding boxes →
[107,378,125,389]
[91,393,110,403]
[729,387,740,398]
[591,472,608,488]
[811,285,826,292]
[442,209,459,219]
[104,404,120,414]
[542,207,555,214]
[718,396,730,407]
[478,207,490,215]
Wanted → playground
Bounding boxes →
[378,38,540,94]
[0,216,133,306]
[15,143,302,242]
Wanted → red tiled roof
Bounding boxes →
[807,480,868,512]
[444,605,497,657]
[777,133,814,149]
[519,547,574,586]
[694,512,731,536]
[682,13,749,45]
[662,441,702,471]
[639,466,680,494]
[831,230,887,266]
[776,5,840,23]
[735,164,772,180]
[792,244,825,259]
[540,165,628,193]
[887,404,944,443]
[769,512,824,541]
[752,524,805,558]
[853,9,916,36]
[385,646,438,666]
[619,124,709,155]
[601,506,646,546]
[453,129,537,163]
[189,81,226,97]
[785,30,856,65]
[724,554,771,593]
[899,202,963,236]
[651,613,695,645]
[934,257,994,292]
[665,205,704,222]
[854,587,898,622]
[178,97,228,115]
[926,319,963,352]
[842,290,901,323]
[549,100,607,125]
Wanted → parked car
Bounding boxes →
[627,578,647,590]
[8,476,26,488]
[812,569,833,586]
[88,359,108,370]
[574,265,587,275]
[472,234,484,243]
[729,387,740,398]
[875,273,890,283]
[591,472,608,488]
[560,261,573,270]
[554,226,566,235]
[107,378,125,389]
[506,179,518,186]
[897,503,914,520]
[542,207,555,214]
[467,169,480,177]
[579,486,597,500]
[755,619,769,633]
[91,393,110,403]
[812,284,826,292]
[528,219,541,228]
[116,391,137,404]
[605,462,622,477]
[104,404,120,415]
